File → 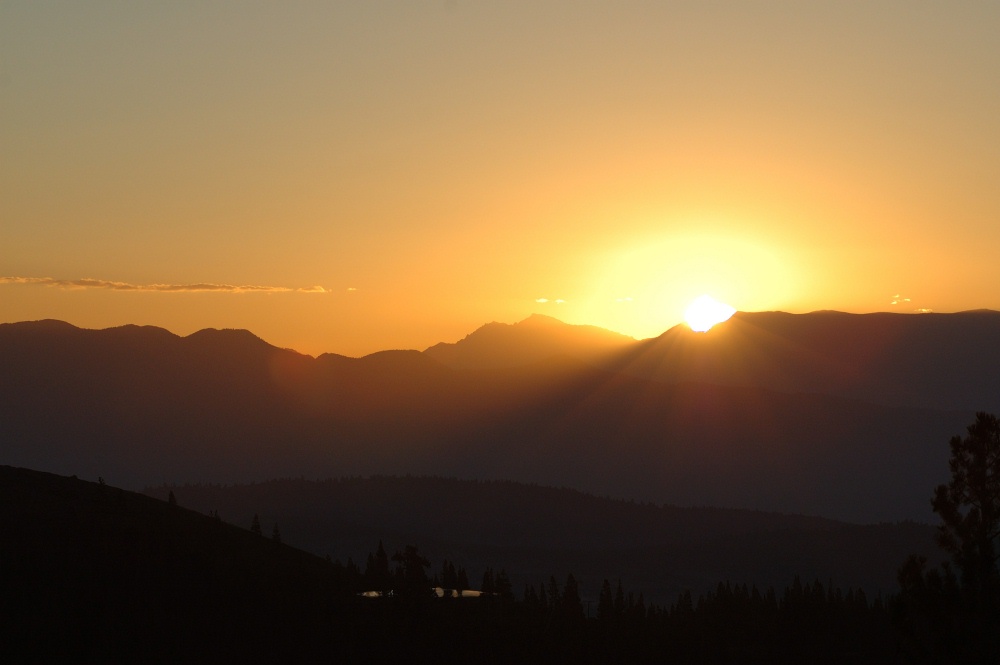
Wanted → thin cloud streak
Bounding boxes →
[0,276,329,294]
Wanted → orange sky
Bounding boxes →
[3,2,999,356]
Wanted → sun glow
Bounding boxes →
[575,224,798,341]
[684,295,736,332]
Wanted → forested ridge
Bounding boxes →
[145,474,938,604]
[1,465,902,663]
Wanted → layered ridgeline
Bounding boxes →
[3,466,916,663]
[2,311,997,522]
[146,475,939,604]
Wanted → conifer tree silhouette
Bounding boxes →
[597,579,614,621]
[932,412,1000,599]
[561,573,583,618]
[897,412,1000,664]
[495,569,513,601]
[364,540,391,592]
[391,544,431,598]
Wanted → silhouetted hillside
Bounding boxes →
[2,465,910,663]
[0,465,344,662]
[146,476,941,604]
[0,316,979,521]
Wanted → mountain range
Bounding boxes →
[2,310,996,522]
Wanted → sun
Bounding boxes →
[684,295,736,332]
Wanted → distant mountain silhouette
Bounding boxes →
[608,311,1000,411]
[147,475,940,604]
[424,313,635,369]
[421,311,1000,411]
[0,314,985,522]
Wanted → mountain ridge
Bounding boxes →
[0,312,989,522]
[145,473,941,603]
[614,310,1000,411]
[423,312,635,370]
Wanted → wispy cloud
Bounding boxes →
[535,297,566,304]
[889,294,932,312]
[0,276,329,294]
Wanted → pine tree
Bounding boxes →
[481,568,495,594]
[561,573,583,618]
[495,569,513,601]
[614,579,625,616]
[897,412,1000,663]
[932,412,1000,596]
[250,513,262,535]
[391,544,431,598]
[441,560,457,589]
[547,576,560,607]
[597,579,614,621]
[364,541,392,592]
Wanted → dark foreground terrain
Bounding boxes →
[3,466,910,663]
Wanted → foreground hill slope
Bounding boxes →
[3,465,916,664]
[0,465,344,662]
[0,315,979,521]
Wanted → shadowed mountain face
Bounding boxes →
[615,311,1000,412]
[424,313,635,369]
[0,312,989,522]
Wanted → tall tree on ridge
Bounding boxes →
[897,412,1000,664]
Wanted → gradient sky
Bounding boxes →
[3,2,999,356]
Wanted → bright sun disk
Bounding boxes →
[684,295,736,332]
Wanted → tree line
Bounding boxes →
[278,412,1000,663]
[136,410,997,663]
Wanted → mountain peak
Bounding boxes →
[183,327,278,356]
[519,313,565,326]
[423,315,633,370]
[0,319,80,333]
